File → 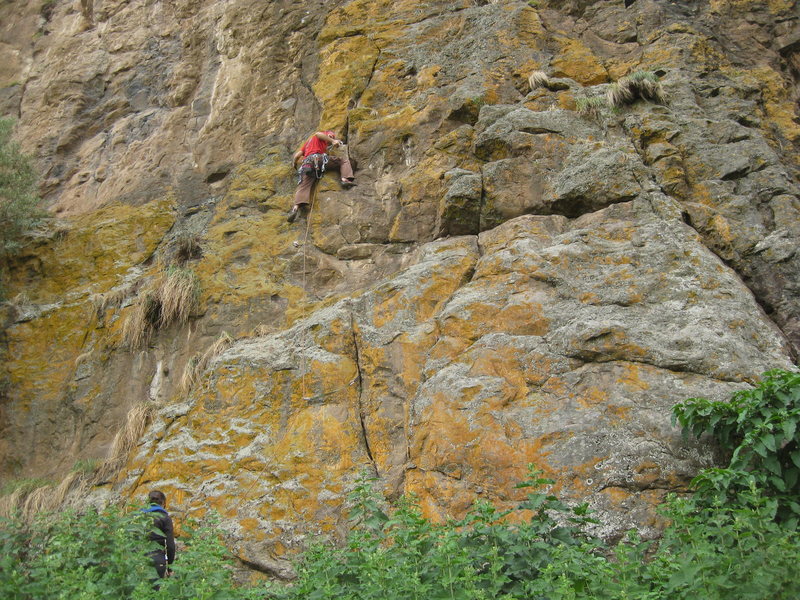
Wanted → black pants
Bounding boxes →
[148,549,168,578]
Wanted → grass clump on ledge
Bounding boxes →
[172,232,203,265]
[528,70,551,91]
[607,70,667,108]
[70,458,101,475]
[0,478,52,497]
[575,95,608,119]
[123,265,200,349]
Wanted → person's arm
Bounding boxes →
[162,515,176,564]
[292,148,303,168]
[314,131,343,148]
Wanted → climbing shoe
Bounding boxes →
[340,178,356,188]
[287,206,299,223]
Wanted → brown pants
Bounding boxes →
[293,156,354,207]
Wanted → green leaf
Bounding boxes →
[784,467,798,490]
[764,454,782,476]
[753,441,768,458]
[770,475,786,492]
[783,420,797,441]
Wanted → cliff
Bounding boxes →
[1,0,798,576]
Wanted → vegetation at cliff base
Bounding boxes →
[1,369,799,599]
[673,368,800,524]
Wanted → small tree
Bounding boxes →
[0,117,44,260]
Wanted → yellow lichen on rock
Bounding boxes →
[4,304,91,407]
[7,197,175,302]
[196,212,291,307]
[710,0,793,13]
[550,38,608,86]
[314,35,381,133]
[2,197,176,477]
[723,65,800,146]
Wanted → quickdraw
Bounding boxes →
[297,152,329,183]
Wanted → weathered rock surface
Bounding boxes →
[1,0,799,574]
[118,197,792,569]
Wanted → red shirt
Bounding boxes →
[301,134,329,157]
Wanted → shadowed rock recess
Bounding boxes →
[1,0,798,575]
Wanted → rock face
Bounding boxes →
[1,0,798,575]
[119,198,791,570]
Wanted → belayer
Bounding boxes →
[287,130,355,223]
[141,489,176,582]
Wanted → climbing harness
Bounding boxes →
[297,152,329,184]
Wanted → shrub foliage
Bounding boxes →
[674,368,800,524]
[0,117,44,259]
[0,116,45,298]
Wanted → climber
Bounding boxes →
[287,130,355,223]
[141,489,176,583]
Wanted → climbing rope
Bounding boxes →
[299,187,315,402]
[237,142,358,511]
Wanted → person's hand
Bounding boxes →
[333,140,343,148]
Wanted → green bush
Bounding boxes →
[0,508,268,600]
[649,487,800,600]
[267,467,602,600]
[0,507,153,600]
[673,369,800,523]
[265,461,800,599]
[0,117,44,259]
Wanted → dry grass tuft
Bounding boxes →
[0,486,30,518]
[0,406,153,520]
[122,289,161,349]
[95,403,153,482]
[180,331,233,392]
[607,70,667,108]
[158,267,200,327]
[252,323,271,337]
[528,70,550,91]
[90,285,132,318]
[0,475,85,520]
[173,232,203,264]
[52,470,86,509]
[21,485,55,520]
[122,266,199,349]
[607,81,634,108]
[180,355,201,393]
